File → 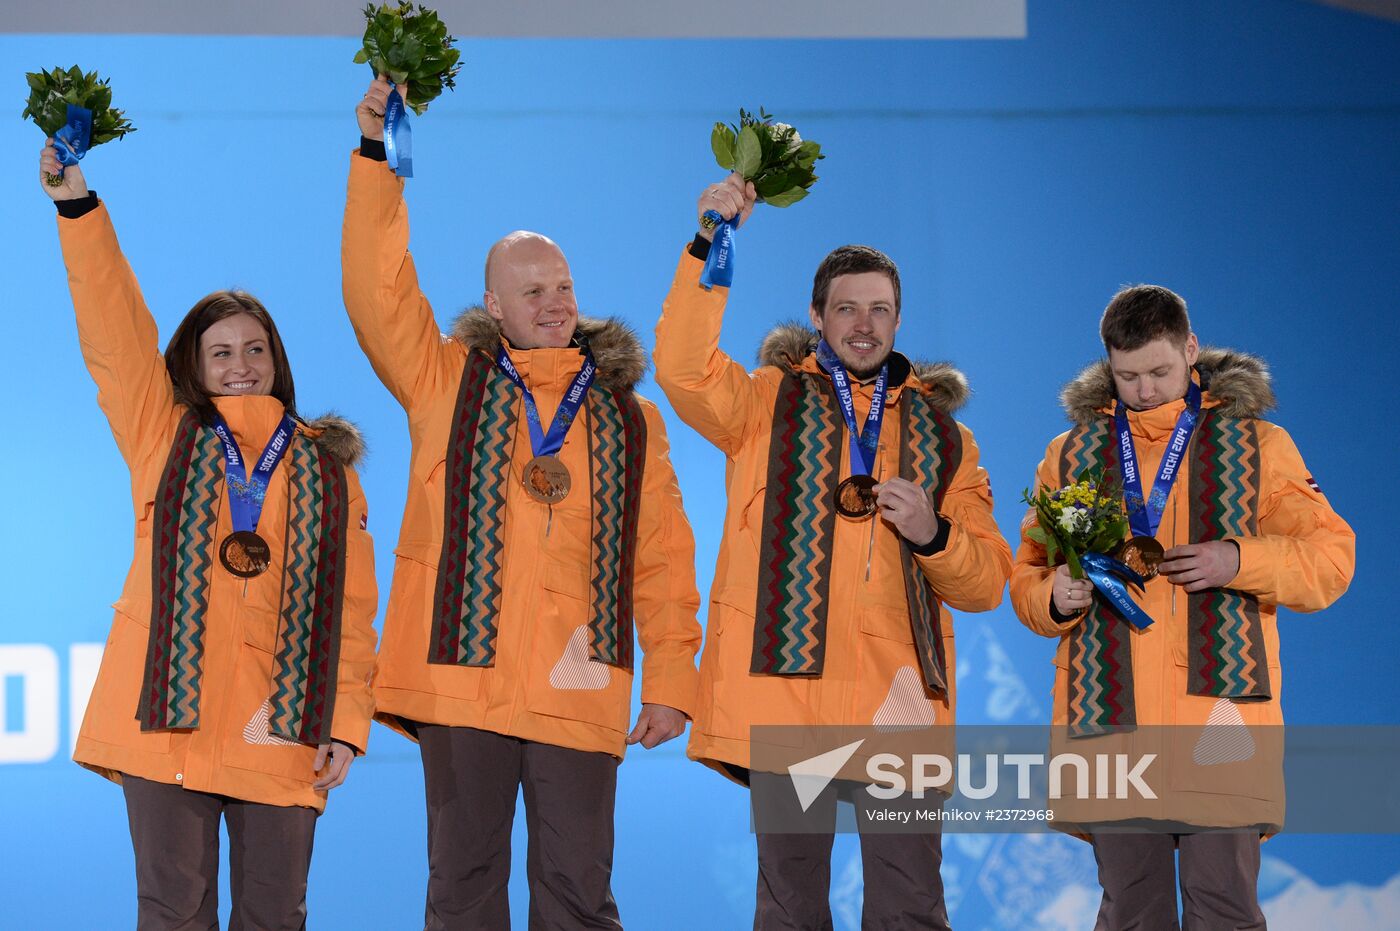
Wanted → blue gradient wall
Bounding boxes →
[2,1,1397,927]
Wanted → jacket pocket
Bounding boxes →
[1049,640,1071,726]
[858,604,914,644]
[135,499,155,540]
[699,596,809,747]
[856,606,940,727]
[380,545,482,701]
[220,637,319,782]
[523,560,631,734]
[394,541,441,572]
[79,610,170,753]
[1166,650,1283,802]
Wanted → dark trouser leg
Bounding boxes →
[419,725,524,931]
[1091,832,1180,931]
[854,793,948,931]
[122,774,222,931]
[1178,832,1266,930]
[749,768,837,931]
[225,798,318,931]
[754,831,836,931]
[855,833,948,931]
[520,740,622,930]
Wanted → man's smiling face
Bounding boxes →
[809,271,901,380]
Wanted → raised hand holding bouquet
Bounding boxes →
[354,1,462,177]
[1022,467,1155,628]
[23,66,135,184]
[700,107,823,288]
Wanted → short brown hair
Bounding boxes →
[1100,285,1191,352]
[163,290,297,425]
[811,245,901,316]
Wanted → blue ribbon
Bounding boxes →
[700,209,735,289]
[1082,551,1154,630]
[1115,379,1202,539]
[494,346,597,457]
[52,104,93,173]
[814,338,887,476]
[210,414,297,533]
[383,88,413,179]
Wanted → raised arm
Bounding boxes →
[44,143,177,467]
[341,75,457,411]
[653,175,771,456]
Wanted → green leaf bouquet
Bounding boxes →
[23,66,135,185]
[709,107,823,208]
[354,2,462,116]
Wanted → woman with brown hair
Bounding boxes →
[40,141,379,930]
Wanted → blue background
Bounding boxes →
[2,1,1398,927]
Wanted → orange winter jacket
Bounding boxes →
[1010,351,1355,829]
[341,153,702,757]
[655,249,1013,778]
[60,204,379,811]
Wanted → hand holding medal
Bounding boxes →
[699,108,823,289]
[354,2,462,178]
[1021,466,1154,628]
[1158,540,1241,592]
[23,66,135,185]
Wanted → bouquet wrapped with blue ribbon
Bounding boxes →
[23,66,135,185]
[1022,468,1155,628]
[701,108,823,288]
[354,1,462,177]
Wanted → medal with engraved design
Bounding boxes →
[494,343,598,510]
[834,475,879,520]
[523,455,572,505]
[219,530,272,579]
[210,413,297,580]
[1115,536,1165,581]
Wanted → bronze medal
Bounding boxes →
[1115,536,1165,581]
[524,455,571,504]
[834,474,879,520]
[219,530,271,579]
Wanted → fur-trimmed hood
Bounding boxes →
[301,413,367,467]
[449,308,648,391]
[1060,347,1276,426]
[756,321,970,414]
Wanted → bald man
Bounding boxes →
[343,77,702,928]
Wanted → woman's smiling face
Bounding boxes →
[197,313,276,396]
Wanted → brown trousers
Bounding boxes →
[1091,831,1267,930]
[417,724,623,930]
[751,773,951,931]
[121,774,318,931]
